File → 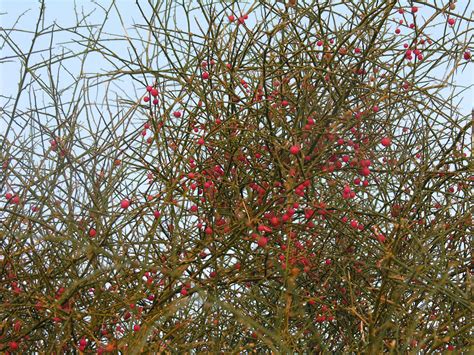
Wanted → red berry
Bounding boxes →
[381,137,392,147]
[143,96,150,102]
[228,15,235,22]
[289,145,300,155]
[360,167,371,176]
[133,324,140,332]
[89,228,97,237]
[201,72,209,80]
[464,51,471,60]
[447,18,455,26]
[270,216,279,226]
[173,111,182,118]
[120,199,130,209]
[257,236,268,248]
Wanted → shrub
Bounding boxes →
[0,1,472,352]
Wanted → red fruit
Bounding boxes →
[412,6,418,13]
[133,324,140,332]
[120,199,130,209]
[89,228,97,237]
[5,192,12,200]
[464,51,471,60]
[228,15,235,22]
[257,225,272,233]
[270,217,279,226]
[150,88,158,97]
[197,138,205,145]
[180,287,188,296]
[146,85,152,92]
[173,111,182,118]
[9,342,19,350]
[289,145,300,155]
[372,105,379,113]
[381,137,392,147]
[257,236,268,248]
[201,72,209,80]
[143,96,150,102]
[360,167,371,176]
[447,18,455,26]
[153,210,161,219]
